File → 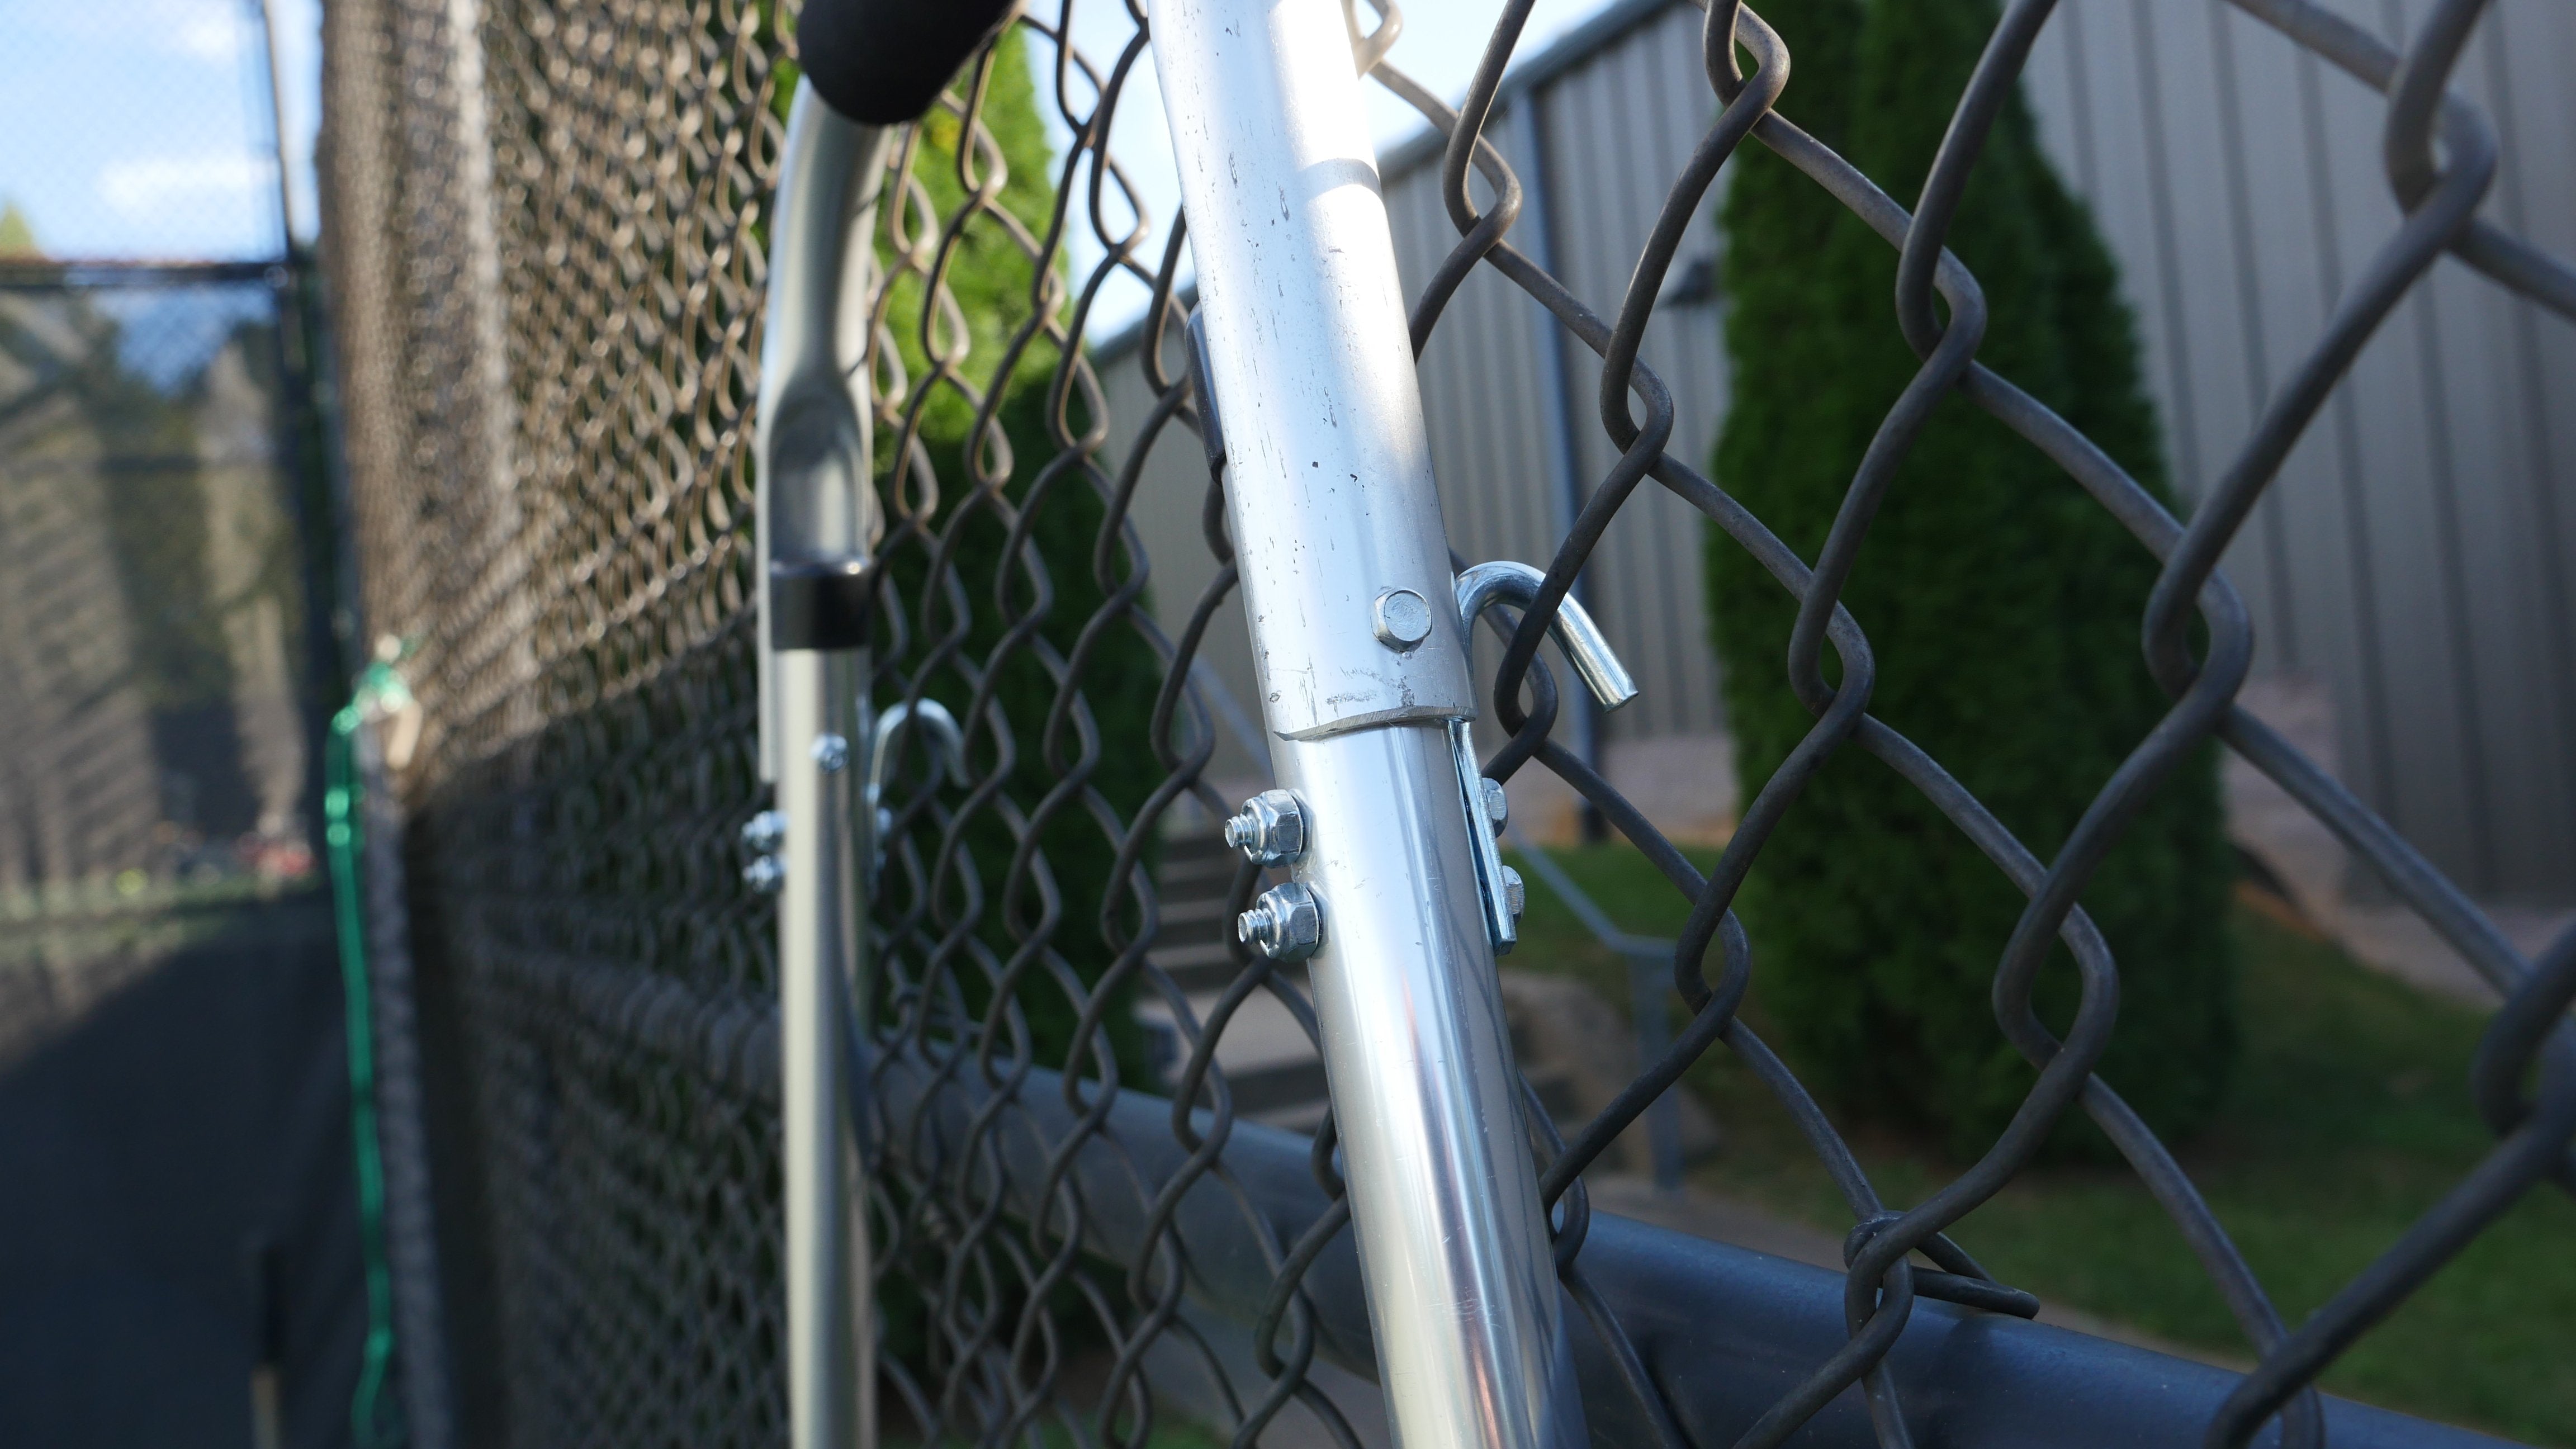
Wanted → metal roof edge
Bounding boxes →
[1373,0,1689,182]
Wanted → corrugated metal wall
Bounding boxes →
[1101,0,2576,903]
[2024,0,2576,902]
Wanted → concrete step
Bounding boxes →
[1153,896,1238,951]
[1137,828,1333,1126]
[1156,851,1243,897]
[1134,984,1330,1128]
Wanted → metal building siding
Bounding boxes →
[1465,0,1729,744]
[1377,0,1729,748]
[1095,0,2575,899]
[2023,0,2576,901]
[1097,322,1267,785]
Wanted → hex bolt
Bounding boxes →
[1221,788,1308,865]
[740,809,788,854]
[1371,588,1434,652]
[1499,865,1526,919]
[811,732,850,772]
[1237,881,1325,961]
[743,855,787,895]
[1479,778,1508,832]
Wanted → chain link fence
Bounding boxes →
[316,0,2575,1446]
[0,261,326,1026]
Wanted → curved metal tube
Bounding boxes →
[1453,560,1640,712]
[757,79,889,1449]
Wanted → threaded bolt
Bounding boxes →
[740,809,787,854]
[1372,588,1434,652]
[743,855,786,895]
[1237,881,1324,961]
[1221,789,1307,865]
[814,727,855,773]
[1480,778,1508,832]
[811,732,849,772]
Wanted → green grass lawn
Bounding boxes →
[1506,844,2576,1446]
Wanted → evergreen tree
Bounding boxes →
[0,200,40,257]
[1706,0,2237,1153]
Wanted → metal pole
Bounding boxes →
[250,0,302,252]
[1147,4,1585,1446]
[756,82,889,1449]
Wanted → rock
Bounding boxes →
[1497,968,1722,1177]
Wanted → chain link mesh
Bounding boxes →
[317,0,2576,1445]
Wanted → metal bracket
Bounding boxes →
[1449,717,1519,953]
[1186,309,1227,480]
[864,699,964,877]
[1451,561,1640,950]
[1453,560,1639,711]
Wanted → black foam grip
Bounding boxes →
[797,0,1019,125]
[771,559,873,651]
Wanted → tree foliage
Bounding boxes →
[832,32,1164,1081]
[1705,0,2237,1152]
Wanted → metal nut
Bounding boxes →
[742,855,786,894]
[1479,777,1508,832]
[1221,788,1307,865]
[740,809,787,854]
[1237,881,1324,961]
[811,732,850,772]
[1499,865,1525,918]
[1371,588,1434,652]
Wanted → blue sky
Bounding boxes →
[0,0,321,262]
[1062,0,1619,329]
[0,0,1604,291]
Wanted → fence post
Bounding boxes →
[1147,3,1586,1446]
[755,83,889,1449]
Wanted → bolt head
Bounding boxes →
[1500,865,1525,918]
[1479,778,1508,832]
[1237,881,1324,961]
[740,809,788,854]
[1371,588,1434,652]
[1222,788,1306,865]
[742,855,786,895]
[811,733,850,772]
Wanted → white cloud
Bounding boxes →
[165,5,249,62]
[98,154,274,217]
[3,0,250,63]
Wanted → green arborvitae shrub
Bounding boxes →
[1706,0,2237,1154]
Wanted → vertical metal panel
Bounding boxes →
[1517,1,1727,746]
[2022,0,2576,902]
[1096,0,2576,899]
[1100,321,1273,786]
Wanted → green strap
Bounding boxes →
[325,665,408,1448]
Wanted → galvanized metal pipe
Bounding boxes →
[774,651,864,1449]
[1146,3,1584,1445]
[757,83,890,1449]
